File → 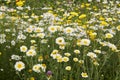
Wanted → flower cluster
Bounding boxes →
[0,0,120,80]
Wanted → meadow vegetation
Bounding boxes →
[0,0,120,80]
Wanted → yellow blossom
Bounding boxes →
[105,33,113,39]
[57,58,63,63]
[107,18,112,22]
[100,21,108,26]
[42,64,46,69]
[89,32,97,40]
[74,50,80,54]
[81,72,88,78]
[73,58,78,62]
[99,16,105,21]
[30,40,36,44]
[62,57,69,62]
[65,66,71,71]
[38,56,43,62]
[48,10,53,13]
[64,52,71,57]
[79,60,84,64]
[79,14,86,19]
[16,0,25,7]
[70,12,78,16]
[85,3,90,7]
[0,13,5,19]
[117,25,120,31]
[30,77,35,80]
[81,4,85,8]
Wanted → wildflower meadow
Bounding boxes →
[0,0,120,80]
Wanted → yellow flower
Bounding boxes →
[30,46,36,50]
[0,13,5,19]
[81,72,88,78]
[65,66,71,71]
[66,20,71,24]
[74,50,80,54]
[62,57,69,62]
[32,64,41,73]
[99,16,105,21]
[79,60,84,64]
[14,61,25,71]
[81,4,85,8]
[70,12,78,16]
[48,26,57,33]
[52,50,59,54]
[64,53,71,57]
[64,27,74,34]
[94,50,101,54]
[100,21,108,26]
[59,44,65,50]
[16,0,25,7]
[48,10,53,13]
[68,15,73,19]
[89,32,97,40]
[11,17,18,21]
[79,14,86,19]
[82,25,87,29]
[26,49,36,57]
[57,57,63,63]
[34,27,44,33]
[87,52,97,58]
[26,28,33,33]
[56,37,65,45]
[80,39,91,46]
[38,56,43,62]
[117,25,120,31]
[30,40,36,44]
[85,3,90,7]
[42,64,47,70]
[73,58,78,62]
[37,33,45,38]
[105,33,113,39]
[30,77,35,80]
[20,45,28,52]
[107,18,112,22]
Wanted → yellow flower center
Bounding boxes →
[17,64,22,68]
